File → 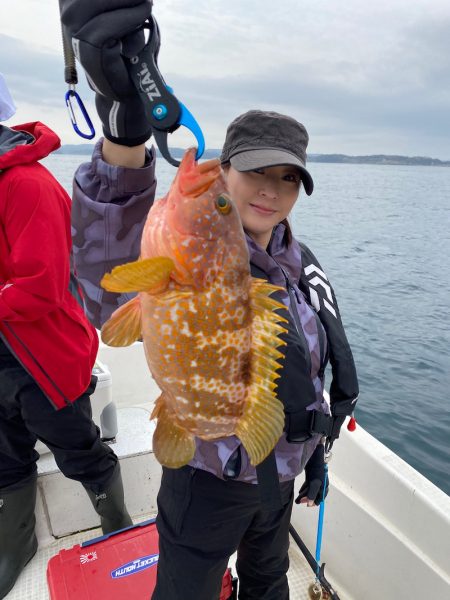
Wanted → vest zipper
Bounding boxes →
[314,312,329,379]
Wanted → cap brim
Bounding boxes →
[229,148,314,195]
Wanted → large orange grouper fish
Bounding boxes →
[100,148,288,469]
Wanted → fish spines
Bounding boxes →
[234,279,289,466]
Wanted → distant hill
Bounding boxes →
[56,145,450,166]
[307,153,450,167]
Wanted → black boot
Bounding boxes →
[0,473,38,599]
[83,464,133,534]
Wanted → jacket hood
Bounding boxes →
[0,121,60,170]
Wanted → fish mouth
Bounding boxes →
[177,152,222,197]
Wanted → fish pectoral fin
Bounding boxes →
[155,288,194,303]
[151,395,196,468]
[101,296,142,347]
[101,257,175,293]
[235,279,288,466]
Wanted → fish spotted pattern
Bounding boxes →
[101,149,288,468]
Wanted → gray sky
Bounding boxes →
[1,0,450,158]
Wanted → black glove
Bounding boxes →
[328,414,346,446]
[60,0,155,146]
[295,444,329,506]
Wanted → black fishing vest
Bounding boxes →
[251,243,359,510]
[250,241,359,444]
[250,261,319,442]
[297,242,359,420]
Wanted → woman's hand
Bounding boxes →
[295,444,329,507]
[60,0,154,147]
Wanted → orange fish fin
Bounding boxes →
[234,279,289,466]
[151,394,196,468]
[250,278,289,316]
[101,257,175,293]
[101,296,142,347]
[235,381,285,467]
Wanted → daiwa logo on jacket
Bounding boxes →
[304,264,337,318]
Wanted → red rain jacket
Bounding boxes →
[0,122,98,409]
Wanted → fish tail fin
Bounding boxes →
[235,279,288,466]
[151,394,196,468]
[101,296,142,347]
[101,257,174,293]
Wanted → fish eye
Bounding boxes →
[216,195,232,215]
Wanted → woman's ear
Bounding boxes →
[220,163,230,184]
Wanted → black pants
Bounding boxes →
[153,466,294,600]
[0,339,117,492]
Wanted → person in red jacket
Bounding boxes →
[0,73,132,599]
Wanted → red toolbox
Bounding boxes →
[47,519,237,599]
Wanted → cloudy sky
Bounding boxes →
[1,0,449,158]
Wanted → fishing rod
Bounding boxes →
[290,417,357,599]
[289,521,340,600]
[290,452,339,599]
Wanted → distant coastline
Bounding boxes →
[307,154,450,167]
[55,145,450,167]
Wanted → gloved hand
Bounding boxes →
[295,444,329,507]
[60,0,155,146]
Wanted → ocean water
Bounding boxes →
[42,153,450,496]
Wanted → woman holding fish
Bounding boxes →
[63,1,359,598]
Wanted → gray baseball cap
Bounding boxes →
[220,110,314,195]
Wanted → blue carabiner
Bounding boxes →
[65,88,95,140]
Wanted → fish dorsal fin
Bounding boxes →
[235,278,288,466]
[101,257,174,293]
[101,296,142,347]
[151,394,196,468]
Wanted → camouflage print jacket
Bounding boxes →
[72,140,345,483]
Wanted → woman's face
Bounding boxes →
[224,164,302,249]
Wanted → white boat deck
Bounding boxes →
[6,521,317,600]
[6,342,450,599]
[7,407,325,600]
